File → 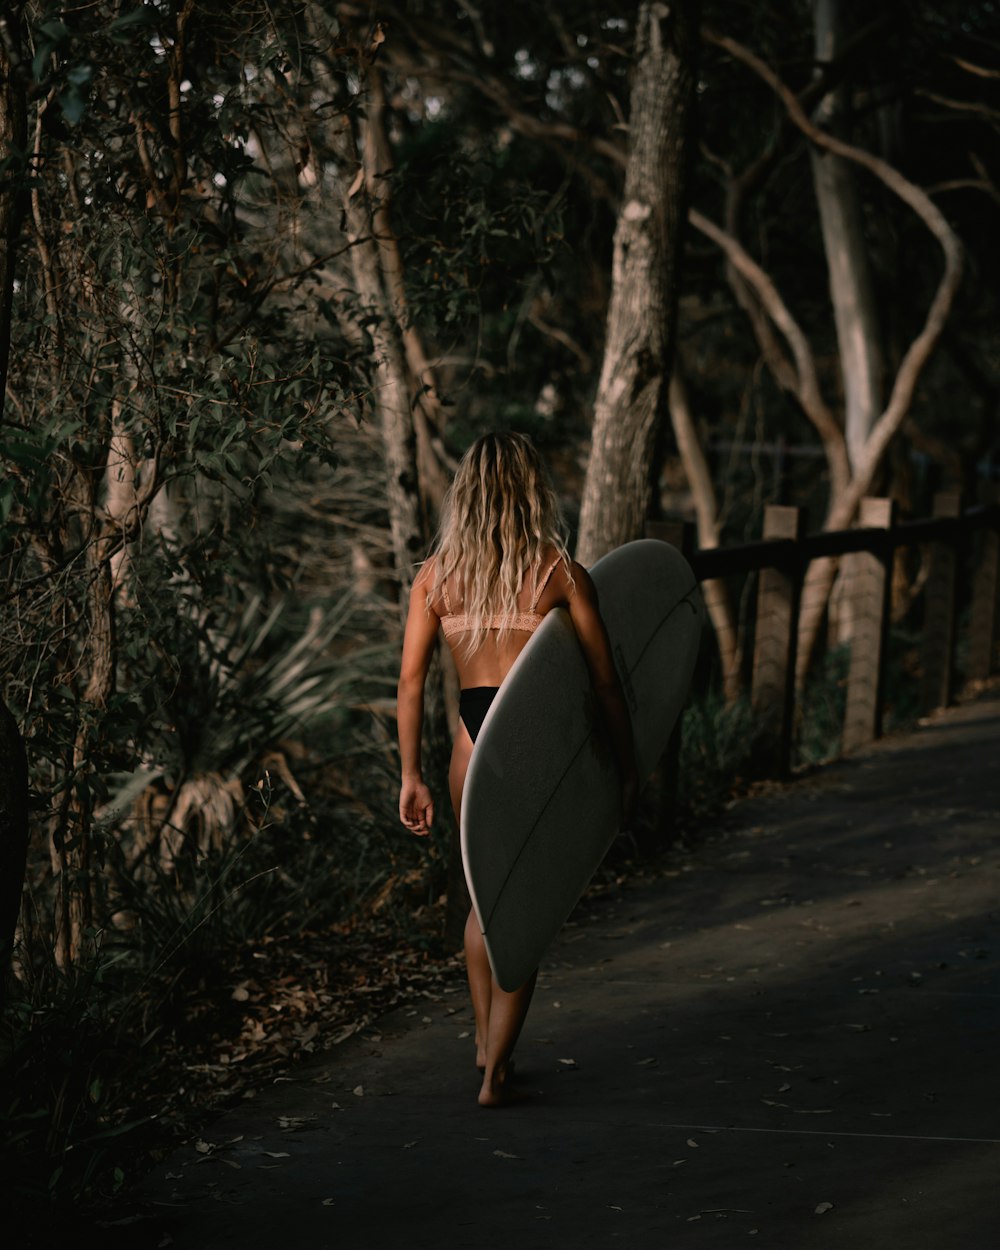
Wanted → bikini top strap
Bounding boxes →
[441,575,453,614]
[529,556,562,612]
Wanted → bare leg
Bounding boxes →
[464,909,492,1070]
[450,728,491,1067]
[450,720,538,1105]
[478,970,537,1107]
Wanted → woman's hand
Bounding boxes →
[399,777,435,836]
[397,562,441,838]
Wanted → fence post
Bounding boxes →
[751,504,803,776]
[967,504,1000,684]
[919,492,962,713]
[842,497,895,753]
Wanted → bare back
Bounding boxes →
[430,549,569,689]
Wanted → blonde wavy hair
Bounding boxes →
[429,432,571,653]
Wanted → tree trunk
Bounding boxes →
[52,479,117,967]
[339,128,426,594]
[0,7,28,411]
[576,0,698,566]
[810,0,885,648]
[0,6,30,990]
[0,701,28,996]
[810,0,884,472]
[365,66,452,516]
[668,372,742,701]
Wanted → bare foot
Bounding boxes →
[475,1037,486,1072]
[477,1061,515,1107]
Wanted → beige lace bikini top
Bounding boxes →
[439,557,562,641]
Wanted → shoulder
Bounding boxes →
[411,558,441,611]
[550,557,591,594]
[414,555,436,587]
[565,561,598,604]
[540,554,591,607]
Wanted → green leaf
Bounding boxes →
[57,86,88,126]
[38,20,70,41]
[0,480,16,527]
[106,8,159,40]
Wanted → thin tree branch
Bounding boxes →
[949,54,1000,80]
[688,205,851,501]
[703,26,964,526]
[915,87,1000,123]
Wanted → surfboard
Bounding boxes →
[460,538,704,992]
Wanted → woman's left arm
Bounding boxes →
[564,562,640,827]
[397,563,440,836]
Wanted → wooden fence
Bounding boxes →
[650,494,1000,778]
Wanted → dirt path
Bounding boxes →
[140,692,1000,1249]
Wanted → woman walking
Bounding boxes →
[397,432,637,1106]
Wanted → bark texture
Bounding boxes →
[0,701,29,994]
[576,1,698,567]
[0,6,30,988]
[810,0,884,471]
[365,67,452,515]
[0,7,28,409]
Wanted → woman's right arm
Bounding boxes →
[397,562,440,836]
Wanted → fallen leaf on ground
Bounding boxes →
[815,1202,834,1215]
[493,1149,521,1159]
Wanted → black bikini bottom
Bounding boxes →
[459,686,500,744]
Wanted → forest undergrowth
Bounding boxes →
[3,757,465,1222]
